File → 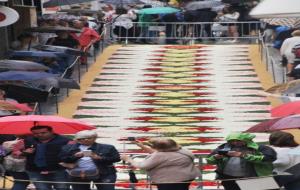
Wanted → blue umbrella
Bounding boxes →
[138,7,181,15]
[9,51,62,58]
[0,71,58,81]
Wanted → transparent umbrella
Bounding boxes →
[185,1,224,11]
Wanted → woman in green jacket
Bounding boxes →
[206,132,276,190]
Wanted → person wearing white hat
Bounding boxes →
[59,130,120,190]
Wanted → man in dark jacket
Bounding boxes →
[59,130,120,190]
[23,125,70,190]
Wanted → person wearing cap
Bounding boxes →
[206,132,276,190]
[59,130,120,190]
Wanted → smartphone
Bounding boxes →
[218,148,230,155]
[82,150,92,157]
[127,137,136,141]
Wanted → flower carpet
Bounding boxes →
[73,44,271,189]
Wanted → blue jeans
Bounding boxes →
[10,171,30,190]
[70,173,117,190]
[27,170,69,190]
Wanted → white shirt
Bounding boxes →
[280,36,300,63]
[272,146,300,174]
[76,145,97,171]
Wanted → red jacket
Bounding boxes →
[77,27,100,47]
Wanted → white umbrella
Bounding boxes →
[185,1,223,11]
[250,0,300,18]
[262,18,300,28]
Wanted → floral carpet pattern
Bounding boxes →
[73,45,271,189]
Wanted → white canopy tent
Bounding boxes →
[250,0,300,18]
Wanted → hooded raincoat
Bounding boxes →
[206,133,276,177]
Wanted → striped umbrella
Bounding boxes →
[262,18,300,28]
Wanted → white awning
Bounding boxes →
[250,0,300,18]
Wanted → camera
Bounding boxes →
[127,137,136,141]
[217,148,231,155]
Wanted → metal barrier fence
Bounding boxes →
[1,153,218,190]
[258,31,287,84]
[104,21,262,44]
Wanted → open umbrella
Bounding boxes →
[0,115,96,134]
[25,26,81,33]
[59,9,101,15]
[250,0,300,18]
[100,0,143,4]
[0,71,58,81]
[34,45,87,56]
[43,0,96,8]
[265,79,300,95]
[262,18,300,28]
[0,60,50,71]
[271,101,300,117]
[246,118,282,132]
[138,7,180,15]
[185,1,223,11]
[246,115,300,132]
[0,84,49,103]
[9,51,61,58]
[30,78,80,89]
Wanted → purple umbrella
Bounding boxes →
[269,114,300,131]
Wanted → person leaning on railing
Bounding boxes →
[206,132,277,190]
[121,137,200,190]
[72,20,101,65]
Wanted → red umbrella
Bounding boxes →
[0,115,95,134]
[246,115,300,132]
[271,101,300,117]
[246,117,282,132]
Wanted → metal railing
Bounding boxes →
[104,21,262,45]
[258,31,287,84]
[0,153,217,190]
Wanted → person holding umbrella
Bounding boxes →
[23,125,70,190]
[59,130,120,190]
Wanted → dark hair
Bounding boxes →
[17,32,34,41]
[30,125,53,132]
[83,21,89,27]
[143,4,152,9]
[116,7,127,15]
[269,131,298,147]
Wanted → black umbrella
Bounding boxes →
[59,9,102,15]
[0,60,50,71]
[43,0,96,8]
[222,0,253,4]
[34,45,88,56]
[0,84,49,103]
[25,26,81,33]
[100,0,144,5]
[29,78,80,89]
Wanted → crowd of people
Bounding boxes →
[0,128,300,190]
[108,2,259,44]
